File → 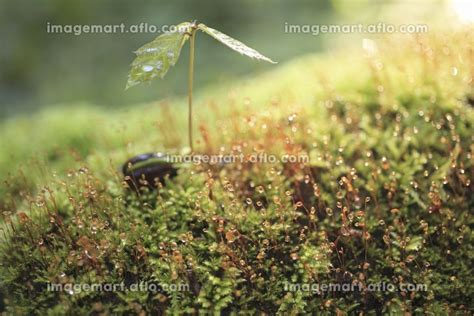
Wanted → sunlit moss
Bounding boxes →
[0,29,473,314]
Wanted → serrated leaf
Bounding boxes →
[126,22,192,89]
[197,23,276,64]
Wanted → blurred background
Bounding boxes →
[0,0,470,118]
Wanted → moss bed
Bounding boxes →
[0,30,473,314]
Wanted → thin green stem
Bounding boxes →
[188,29,196,153]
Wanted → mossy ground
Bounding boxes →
[0,30,473,314]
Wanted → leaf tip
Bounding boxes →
[125,79,138,90]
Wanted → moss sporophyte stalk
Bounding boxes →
[126,20,275,153]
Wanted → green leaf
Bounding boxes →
[197,23,276,64]
[126,22,192,89]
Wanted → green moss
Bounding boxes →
[0,30,473,314]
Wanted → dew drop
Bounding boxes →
[295,201,303,208]
[143,47,159,53]
[304,175,310,184]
